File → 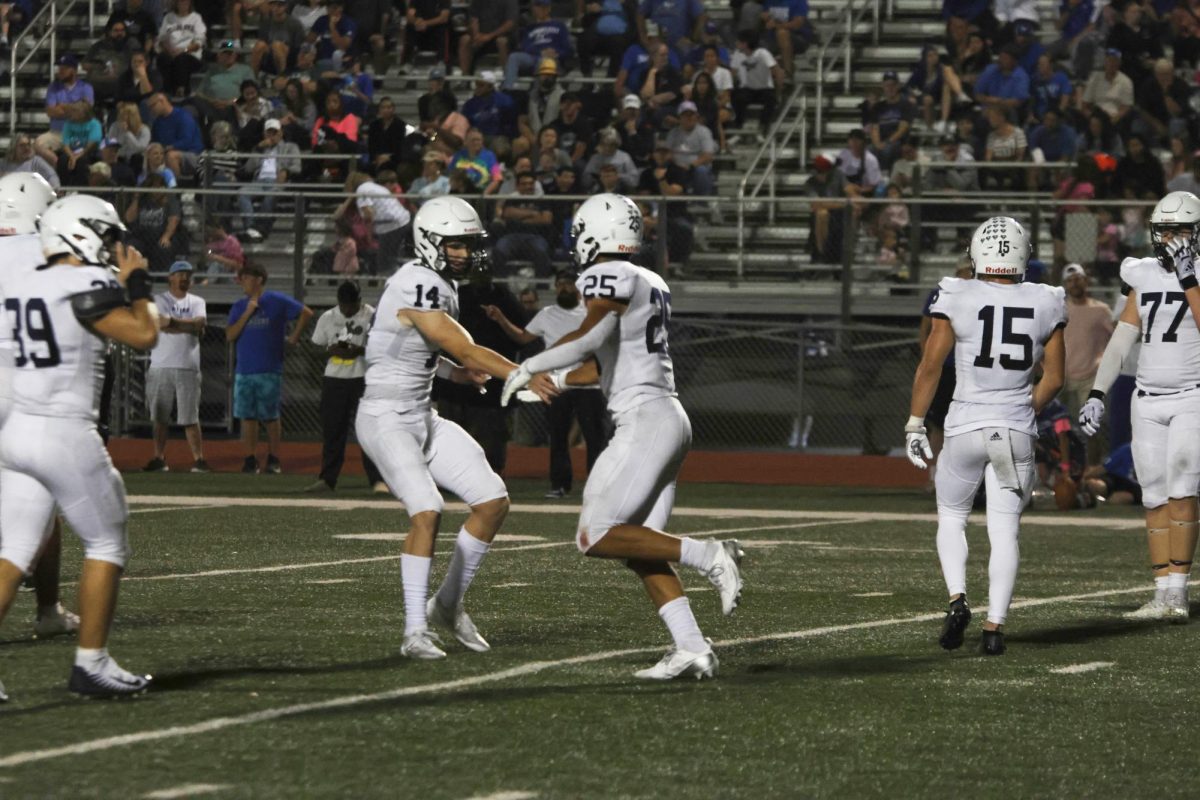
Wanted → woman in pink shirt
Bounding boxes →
[312,92,360,151]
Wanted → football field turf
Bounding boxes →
[0,473,1189,799]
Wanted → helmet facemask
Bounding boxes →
[424,230,489,281]
[1151,222,1197,268]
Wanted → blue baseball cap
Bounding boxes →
[168,260,194,275]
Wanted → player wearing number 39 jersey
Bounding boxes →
[907,217,1067,656]
[1079,191,1200,622]
[355,195,526,662]
[501,194,745,681]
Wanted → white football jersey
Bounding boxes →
[1120,256,1200,394]
[576,260,676,414]
[0,233,47,408]
[5,263,123,421]
[362,260,459,411]
[928,277,1067,436]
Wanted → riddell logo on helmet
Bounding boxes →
[982,265,1020,274]
[617,244,638,253]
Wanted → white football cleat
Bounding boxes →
[400,629,447,660]
[1165,588,1189,623]
[34,603,80,638]
[427,597,491,652]
[634,644,719,680]
[702,540,745,616]
[1124,594,1170,620]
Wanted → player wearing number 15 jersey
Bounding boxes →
[501,194,744,681]
[355,196,524,661]
[1079,191,1200,622]
[907,217,1066,656]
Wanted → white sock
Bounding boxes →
[75,647,107,671]
[678,538,711,571]
[400,554,432,635]
[658,597,708,653]
[1155,575,1170,593]
[1167,572,1189,590]
[435,529,490,610]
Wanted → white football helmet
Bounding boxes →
[412,195,488,280]
[1150,190,1200,265]
[968,216,1031,279]
[570,193,643,268]
[0,172,55,236]
[40,194,126,266]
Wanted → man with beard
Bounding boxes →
[516,58,564,156]
[484,270,609,498]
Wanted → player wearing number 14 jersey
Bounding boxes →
[501,194,744,680]
[906,217,1066,656]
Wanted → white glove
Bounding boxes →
[1167,237,1198,289]
[904,416,933,470]
[1078,394,1106,437]
[500,364,532,407]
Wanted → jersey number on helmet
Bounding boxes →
[973,305,1033,371]
[646,288,672,354]
[1140,292,1189,343]
[4,298,61,368]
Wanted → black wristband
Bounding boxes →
[126,269,152,302]
[1181,274,1198,291]
[1087,389,1106,401]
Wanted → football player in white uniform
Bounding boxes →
[355,196,530,661]
[907,217,1067,655]
[0,194,159,699]
[1079,190,1200,621]
[501,194,744,681]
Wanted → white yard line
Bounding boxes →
[465,792,538,800]
[1050,662,1115,675]
[851,592,895,598]
[130,506,212,516]
[306,579,358,586]
[143,784,232,799]
[0,578,1185,769]
[492,582,531,589]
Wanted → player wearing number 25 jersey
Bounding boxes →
[355,196,523,662]
[1079,190,1200,622]
[501,194,745,681]
[907,217,1067,656]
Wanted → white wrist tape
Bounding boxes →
[435,358,456,380]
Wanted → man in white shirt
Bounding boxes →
[143,260,209,473]
[305,281,384,492]
[349,170,412,274]
[484,270,610,498]
[731,30,784,133]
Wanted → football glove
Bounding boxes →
[1168,237,1198,290]
[1078,393,1106,437]
[904,416,933,470]
[500,364,533,407]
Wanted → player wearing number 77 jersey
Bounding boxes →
[501,193,744,681]
[907,217,1066,656]
[1078,190,1200,622]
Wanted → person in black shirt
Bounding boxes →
[108,0,158,52]
[403,0,452,68]
[367,96,409,174]
[640,41,683,127]
[417,65,458,128]
[869,70,915,170]
[543,165,580,258]
[636,138,692,267]
[492,171,555,276]
[1134,58,1193,145]
[616,93,655,166]
[549,92,593,169]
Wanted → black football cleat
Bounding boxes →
[68,665,152,699]
[939,596,971,651]
[981,629,1006,656]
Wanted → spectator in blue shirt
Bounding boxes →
[761,0,812,78]
[1028,108,1078,187]
[503,0,574,89]
[147,91,202,180]
[462,71,518,141]
[309,0,357,66]
[973,45,1029,112]
[579,0,636,78]
[1011,19,1044,75]
[226,262,314,475]
[638,0,706,55]
[1048,0,1100,80]
[1029,53,1072,123]
[42,53,96,153]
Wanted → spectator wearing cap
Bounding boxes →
[193,39,255,127]
[492,171,555,276]
[458,0,517,75]
[801,153,847,263]
[238,118,300,240]
[309,0,357,67]
[342,171,412,272]
[504,0,574,90]
[419,66,458,130]
[639,41,684,125]
[1107,2,1161,88]
[0,135,61,189]
[973,44,1029,113]
[579,0,635,79]
[41,54,94,154]
[107,0,159,54]
[867,70,914,170]
[449,127,503,193]
[638,0,706,57]
[409,150,451,201]
[226,262,314,475]
[83,18,139,106]
[156,0,206,97]
[404,0,451,68]
[148,91,203,178]
[1135,58,1193,144]
[253,0,306,75]
[616,93,655,164]
[1010,18,1043,75]
[1081,48,1133,130]
[516,59,565,149]
[115,49,164,105]
[615,19,680,99]
[366,97,409,173]
[1029,53,1071,125]
[731,30,784,133]
[760,0,813,79]
[306,280,383,493]
[143,260,210,474]
[462,71,519,142]
[582,128,638,192]
[549,92,594,168]
[666,100,716,198]
[99,136,138,186]
[1061,263,1113,431]
[636,137,693,264]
